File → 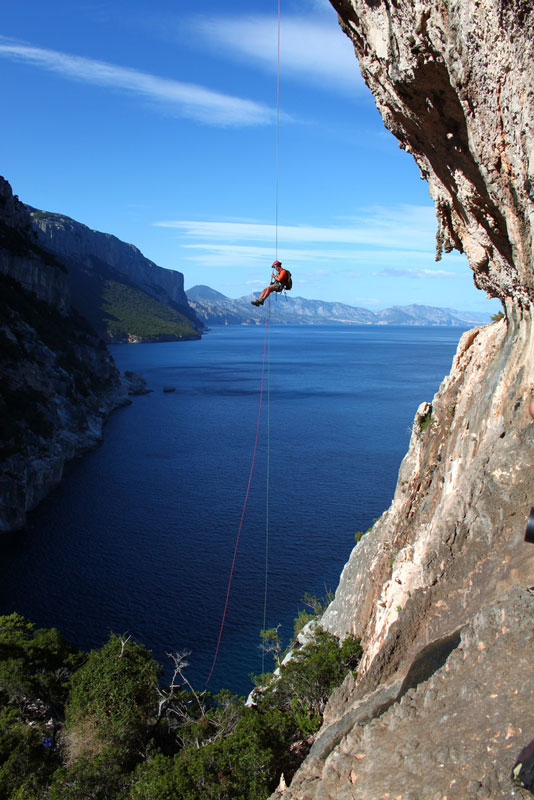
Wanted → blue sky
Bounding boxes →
[1,0,499,313]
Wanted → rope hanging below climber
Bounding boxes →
[205,0,285,687]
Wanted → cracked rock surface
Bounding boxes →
[272,2,534,798]
[281,587,534,800]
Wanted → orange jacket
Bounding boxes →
[275,268,289,286]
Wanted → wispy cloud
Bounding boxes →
[155,205,438,250]
[180,243,445,267]
[190,12,363,94]
[0,39,275,126]
[373,267,459,279]
[154,206,471,280]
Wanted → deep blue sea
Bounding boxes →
[0,325,466,695]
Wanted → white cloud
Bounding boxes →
[0,39,275,126]
[191,13,363,94]
[155,205,438,250]
[373,267,459,279]
[154,206,470,282]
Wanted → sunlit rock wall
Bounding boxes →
[272,2,534,798]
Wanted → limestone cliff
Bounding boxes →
[0,178,126,532]
[0,178,68,312]
[30,209,204,341]
[274,2,534,798]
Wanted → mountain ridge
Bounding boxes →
[186,284,491,327]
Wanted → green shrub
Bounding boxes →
[100,280,197,340]
[293,591,333,639]
[64,634,159,766]
[0,613,363,800]
[0,613,81,708]
[0,614,81,800]
[49,752,129,800]
[418,413,432,432]
[258,628,362,738]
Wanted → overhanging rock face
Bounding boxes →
[331,0,534,306]
[271,3,534,798]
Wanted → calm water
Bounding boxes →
[0,325,466,694]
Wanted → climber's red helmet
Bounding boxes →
[272,260,282,268]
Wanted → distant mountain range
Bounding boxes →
[186,285,492,327]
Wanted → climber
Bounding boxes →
[251,261,292,306]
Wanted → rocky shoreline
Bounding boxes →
[0,177,154,532]
[0,369,151,533]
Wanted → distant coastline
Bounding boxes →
[186,284,493,328]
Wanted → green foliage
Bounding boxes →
[49,753,130,800]
[257,628,362,739]
[173,711,275,800]
[101,280,197,341]
[418,413,432,432]
[259,626,282,668]
[491,310,504,322]
[0,614,82,800]
[0,613,81,708]
[0,613,363,800]
[355,519,379,544]
[293,590,333,639]
[65,634,159,765]
[0,705,53,800]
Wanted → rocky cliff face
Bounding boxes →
[0,178,69,312]
[31,210,197,321]
[0,178,128,532]
[274,2,534,798]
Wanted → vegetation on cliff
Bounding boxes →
[0,274,119,459]
[65,256,200,343]
[100,278,199,342]
[0,272,121,530]
[49,249,199,343]
[0,613,361,800]
[30,208,204,342]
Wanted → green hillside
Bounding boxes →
[68,261,200,343]
[101,279,198,341]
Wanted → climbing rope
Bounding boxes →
[206,2,281,686]
[262,304,272,678]
[275,0,281,261]
[263,0,281,679]
[206,301,271,686]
